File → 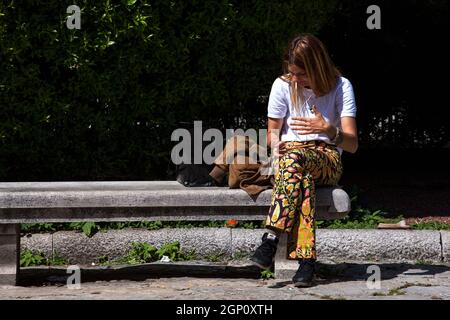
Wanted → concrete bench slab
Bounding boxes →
[0,181,350,222]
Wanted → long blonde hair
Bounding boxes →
[280,34,341,114]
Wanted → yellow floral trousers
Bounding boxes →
[265,140,343,260]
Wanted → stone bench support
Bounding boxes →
[0,181,351,285]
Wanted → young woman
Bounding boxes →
[250,33,358,287]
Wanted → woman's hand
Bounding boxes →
[291,105,335,137]
[272,140,286,158]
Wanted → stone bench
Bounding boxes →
[0,181,351,285]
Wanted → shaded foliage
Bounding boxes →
[0,0,448,181]
[0,0,335,180]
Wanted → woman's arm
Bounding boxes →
[267,117,287,156]
[290,105,358,153]
[326,117,358,153]
[267,117,283,148]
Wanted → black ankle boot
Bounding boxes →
[292,259,315,287]
[250,232,279,269]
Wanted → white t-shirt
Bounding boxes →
[267,76,357,154]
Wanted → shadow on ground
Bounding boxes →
[268,261,450,289]
[17,261,450,288]
[18,261,262,286]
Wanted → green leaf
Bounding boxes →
[81,222,99,237]
[20,249,47,267]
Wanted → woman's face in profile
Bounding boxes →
[288,64,310,88]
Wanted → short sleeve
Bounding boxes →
[267,78,288,119]
[336,78,357,118]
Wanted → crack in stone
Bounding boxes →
[439,231,444,262]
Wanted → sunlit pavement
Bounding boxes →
[1,262,449,300]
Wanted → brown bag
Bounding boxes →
[209,135,275,201]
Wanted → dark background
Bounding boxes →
[1,0,449,217]
[317,1,449,216]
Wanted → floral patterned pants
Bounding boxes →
[265,140,343,260]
